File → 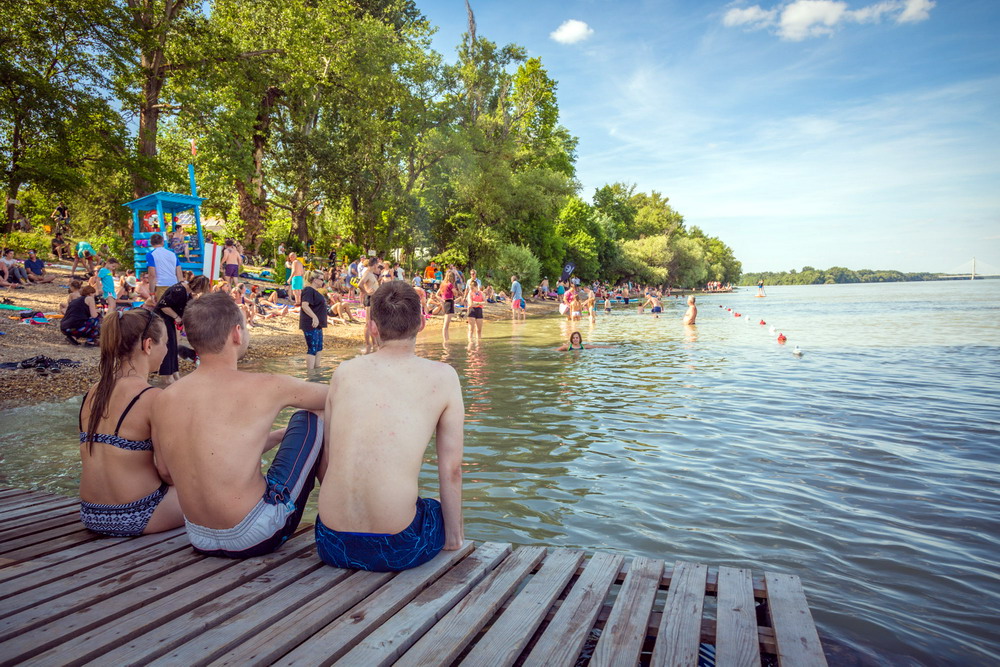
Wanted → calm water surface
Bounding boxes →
[2,281,999,665]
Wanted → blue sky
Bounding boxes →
[416,0,1000,273]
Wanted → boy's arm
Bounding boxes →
[436,368,465,550]
[277,375,328,412]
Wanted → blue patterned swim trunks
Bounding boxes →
[315,497,444,572]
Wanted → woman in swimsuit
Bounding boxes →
[555,331,614,351]
[78,309,183,536]
[438,273,457,341]
[465,280,485,340]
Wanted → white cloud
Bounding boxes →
[897,0,935,23]
[720,0,935,40]
[550,19,595,45]
[722,6,777,28]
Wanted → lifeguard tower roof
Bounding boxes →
[123,191,205,214]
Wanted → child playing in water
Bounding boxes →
[556,331,614,351]
[316,281,465,571]
[683,295,697,325]
[644,293,663,318]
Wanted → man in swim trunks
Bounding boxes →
[287,252,305,305]
[510,274,525,320]
[222,239,241,288]
[644,293,662,318]
[316,281,464,571]
[683,295,697,325]
[152,292,328,558]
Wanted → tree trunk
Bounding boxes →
[234,87,282,252]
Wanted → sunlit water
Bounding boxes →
[2,281,999,664]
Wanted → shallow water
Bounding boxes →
[2,280,999,664]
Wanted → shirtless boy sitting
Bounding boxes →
[152,292,328,558]
[683,295,697,325]
[316,281,464,571]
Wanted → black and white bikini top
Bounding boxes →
[78,386,156,452]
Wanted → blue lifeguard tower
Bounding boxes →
[123,165,218,277]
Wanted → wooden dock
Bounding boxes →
[0,488,827,666]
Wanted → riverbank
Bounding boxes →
[0,268,558,409]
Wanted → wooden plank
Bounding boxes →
[0,489,61,508]
[522,550,625,667]
[205,572,399,666]
[460,548,585,667]
[765,571,828,667]
[267,542,478,667]
[0,497,77,523]
[0,543,216,645]
[83,550,324,666]
[0,533,190,615]
[0,501,80,533]
[0,528,99,563]
[715,566,762,667]
[149,564,355,666]
[328,541,512,667]
[591,556,664,667]
[0,488,34,500]
[19,534,316,666]
[0,533,130,582]
[396,545,547,667]
[0,511,81,540]
[0,520,92,555]
[651,561,709,667]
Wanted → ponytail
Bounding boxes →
[83,310,165,451]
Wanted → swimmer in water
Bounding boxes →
[683,295,697,325]
[555,331,614,351]
[604,296,612,314]
[644,293,662,318]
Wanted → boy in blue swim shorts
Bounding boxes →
[316,281,465,571]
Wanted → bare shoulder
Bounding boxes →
[419,357,460,384]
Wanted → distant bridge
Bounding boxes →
[937,257,1000,280]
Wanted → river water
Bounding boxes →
[1,281,998,664]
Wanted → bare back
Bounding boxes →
[152,366,325,528]
[319,349,463,534]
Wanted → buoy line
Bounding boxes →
[718,302,803,357]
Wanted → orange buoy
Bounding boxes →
[759,319,766,325]
[777,333,787,343]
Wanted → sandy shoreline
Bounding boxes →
[0,268,558,410]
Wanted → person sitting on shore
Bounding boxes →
[60,279,83,315]
[683,295,697,325]
[61,285,100,346]
[78,309,184,537]
[328,286,358,323]
[556,331,614,351]
[316,281,464,571]
[23,249,54,284]
[152,292,328,558]
[1,249,31,286]
[51,232,70,261]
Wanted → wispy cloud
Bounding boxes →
[721,0,936,40]
[550,19,595,45]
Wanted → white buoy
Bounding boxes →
[792,346,803,357]
[769,325,776,335]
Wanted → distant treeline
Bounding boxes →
[739,267,939,286]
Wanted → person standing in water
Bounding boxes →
[644,292,663,318]
[299,270,328,370]
[438,272,457,341]
[510,274,525,320]
[465,279,485,341]
[683,295,698,325]
[757,279,765,297]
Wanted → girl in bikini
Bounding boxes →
[78,309,184,536]
[465,280,485,340]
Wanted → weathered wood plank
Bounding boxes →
[591,556,664,667]
[0,501,80,533]
[0,528,99,563]
[396,545,547,667]
[715,566,762,667]
[269,542,480,667]
[83,550,324,666]
[651,561,708,667]
[460,548,586,667]
[523,550,626,667]
[21,535,316,666]
[0,520,94,555]
[205,568,395,667]
[0,497,77,523]
[149,564,355,667]
[0,533,130,582]
[0,511,82,541]
[0,489,62,508]
[328,542,512,667]
[765,571,828,667]
[0,488,33,500]
[0,533,190,615]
